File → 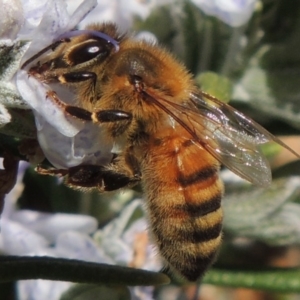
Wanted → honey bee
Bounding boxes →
[20,23,299,281]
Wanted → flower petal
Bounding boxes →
[1,220,49,255]
[36,116,114,168]
[0,0,24,39]
[16,71,82,137]
[11,210,98,243]
[18,279,72,300]
[55,231,114,263]
[191,0,256,27]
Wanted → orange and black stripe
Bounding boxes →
[144,137,223,281]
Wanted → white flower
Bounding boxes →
[0,0,101,154]
[95,199,161,270]
[17,280,72,300]
[0,162,159,299]
[0,0,24,39]
[0,164,99,257]
[191,0,257,27]
[18,0,97,58]
[3,0,165,169]
[95,199,161,300]
[1,2,162,298]
[75,0,174,30]
[15,0,113,169]
[135,31,158,44]
[0,161,106,300]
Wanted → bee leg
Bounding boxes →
[99,149,141,192]
[65,163,141,192]
[59,71,96,84]
[65,165,140,192]
[36,165,69,177]
[59,71,99,102]
[46,90,132,123]
[38,151,141,192]
[36,164,140,192]
[29,64,97,83]
[68,150,141,192]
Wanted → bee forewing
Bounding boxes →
[189,92,279,186]
[153,90,290,186]
[203,138,272,187]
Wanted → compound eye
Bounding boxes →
[68,39,111,65]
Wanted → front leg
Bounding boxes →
[28,67,133,124]
[46,90,132,124]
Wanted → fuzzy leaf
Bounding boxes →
[0,108,35,138]
[0,40,29,109]
[223,177,300,245]
[232,7,300,129]
[0,40,36,138]
[232,62,300,128]
[244,203,300,245]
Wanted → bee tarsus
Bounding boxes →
[61,71,97,83]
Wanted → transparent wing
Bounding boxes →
[144,88,299,187]
[188,91,273,186]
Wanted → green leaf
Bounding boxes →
[259,141,282,159]
[203,267,300,293]
[180,0,205,73]
[195,71,232,103]
[0,133,23,159]
[260,0,300,44]
[273,160,300,180]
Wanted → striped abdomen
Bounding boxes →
[142,131,224,281]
